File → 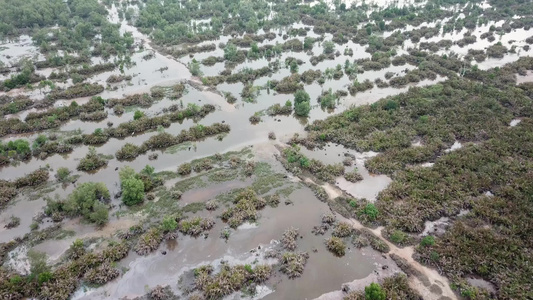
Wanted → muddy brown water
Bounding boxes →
[2,1,533,298]
[72,187,390,300]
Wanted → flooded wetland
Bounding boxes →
[1,0,533,299]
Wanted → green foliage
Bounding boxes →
[133,110,144,120]
[189,59,202,76]
[323,41,335,54]
[161,216,178,232]
[420,235,435,247]
[390,230,407,244]
[294,89,310,104]
[294,100,311,117]
[304,37,314,50]
[122,178,145,206]
[294,89,311,116]
[290,60,298,73]
[319,89,337,109]
[365,282,386,300]
[28,250,50,277]
[361,203,379,221]
[56,167,70,182]
[38,272,53,284]
[224,43,239,61]
[60,182,110,225]
[121,168,145,206]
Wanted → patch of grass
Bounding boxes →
[54,229,76,240]
[182,202,206,214]
[165,142,192,154]
[207,168,239,183]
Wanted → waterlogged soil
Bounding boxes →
[74,187,389,300]
[3,0,533,299]
[298,143,392,201]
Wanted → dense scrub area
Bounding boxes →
[297,60,533,298]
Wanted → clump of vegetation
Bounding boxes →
[55,167,71,182]
[193,263,272,299]
[76,147,108,172]
[192,158,213,173]
[281,145,344,183]
[318,89,337,109]
[279,252,309,278]
[178,217,215,236]
[420,235,435,247]
[221,189,266,228]
[281,227,299,251]
[342,157,353,166]
[205,200,218,211]
[119,166,146,206]
[0,169,48,208]
[83,262,120,285]
[45,182,110,225]
[265,194,280,207]
[360,203,379,222]
[326,236,346,256]
[249,114,261,124]
[48,83,104,101]
[267,101,293,116]
[322,213,336,225]
[115,143,141,161]
[114,123,230,159]
[160,216,178,233]
[361,229,390,253]
[383,228,413,246]
[5,215,21,229]
[294,89,311,117]
[344,170,363,182]
[177,162,192,175]
[171,190,183,200]
[344,275,420,299]
[268,132,276,140]
[106,74,132,83]
[135,227,163,255]
[332,222,353,238]
[148,285,174,300]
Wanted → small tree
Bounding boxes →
[122,177,145,206]
[294,100,311,117]
[323,41,335,54]
[290,60,299,73]
[62,182,110,225]
[304,37,314,50]
[294,89,310,104]
[365,282,386,300]
[189,59,202,76]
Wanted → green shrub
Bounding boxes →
[420,235,435,247]
[294,100,311,117]
[161,216,178,232]
[61,182,110,225]
[122,177,145,206]
[294,89,310,104]
[390,230,407,244]
[56,167,71,182]
[365,282,386,300]
[361,203,379,221]
[133,110,144,120]
[326,236,346,256]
